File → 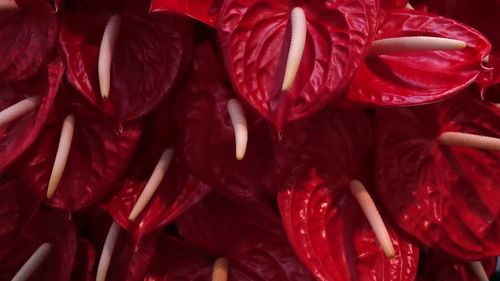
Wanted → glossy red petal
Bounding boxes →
[0,207,77,281]
[418,250,497,281]
[376,91,500,259]
[150,0,223,27]
[218,0,378,127]
[0,58,64,172]
[175,43,311,201]
[278,108,418,281]
[177,194,315,280]
[60,10,191,122]
[0,178,39,261]
[14,99,141,211]
[0,0,57,84]
[347,10,491,106]
[107,139,211,240]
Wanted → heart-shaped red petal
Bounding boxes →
[218,0,378,128]
[376,90,500,259]
[0,58,64,172]
[347,10,491,106]
[150,0,223,27]
[0,0,57,84]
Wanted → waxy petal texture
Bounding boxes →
[347,10,491,106]
[150,0,223,27]
[14,99,141,211]
[175,43,310,201]
[279,108,419,281]
[218,0,378,127]
[177,194,315,280]
[0,0,57,84]
[0,59,64,172]
[60,8,191,122]
[376,91,500,259]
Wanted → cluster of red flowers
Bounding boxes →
[0,0,499,280]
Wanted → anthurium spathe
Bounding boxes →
[217,0,379,130]
[376,90,500,260]
[59,0,192,123]
[346,9,491,106]
[278,107,420,281]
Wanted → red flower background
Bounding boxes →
[0,0,499,280]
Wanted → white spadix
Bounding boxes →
[128,148,174,221]
[11,243,53,281]
[349,180,395,258]
[47,114,75,199]
[469,261,489,281]
[227,99,248,160]
[369,36,466,56]
[98,14,121,100]
[0,96,40,128]
[211,257,229,281]
[282,7,307,92]
[96,222,121,281]
[439,132,500,151]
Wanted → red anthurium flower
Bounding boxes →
[217,0,379,129]
[107,108,211,240]
[0,178,39,261]
[346,10,491,106]
[176,193,316,280]
[376,90,500,260]
[59,0,192,123]
[150,0,223,27]
[12,91,141,211]
[0,0,57,84]
[0,206,77,281]
[278,108,419,281]
[175,42,311,201]
[0,58,64,172]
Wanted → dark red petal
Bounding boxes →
[218,0,378,127]
[0,0,57,84]
[177,194,315,280]
[376,91,500,259]
[71,239,96,281]
[418,250,497,281]
[60,11,191,122]
[0,207,77,281]
[107,147,211,240]
[175,42,311,201]
[278,108,418,281]
[0,179,39,260]
[150,0,223,27]
[0,58,64,172]
[14,100,141,211]
[347,10,491,106]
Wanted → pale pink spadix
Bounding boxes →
[98,14,121,100]
[227,99,248,160]
[369,36,466,56]
[0,96,40,128]
[128,148,174,221]
[211,257,229,281]
[439,132,500,151]
[405,2,414,9]
[96,222,121,281]
[282,7,307,92]
[47,114,75,199]
[11,243,53,281]
[469,261,490,281]
[0,0,18,10]
[349,180,396,258]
